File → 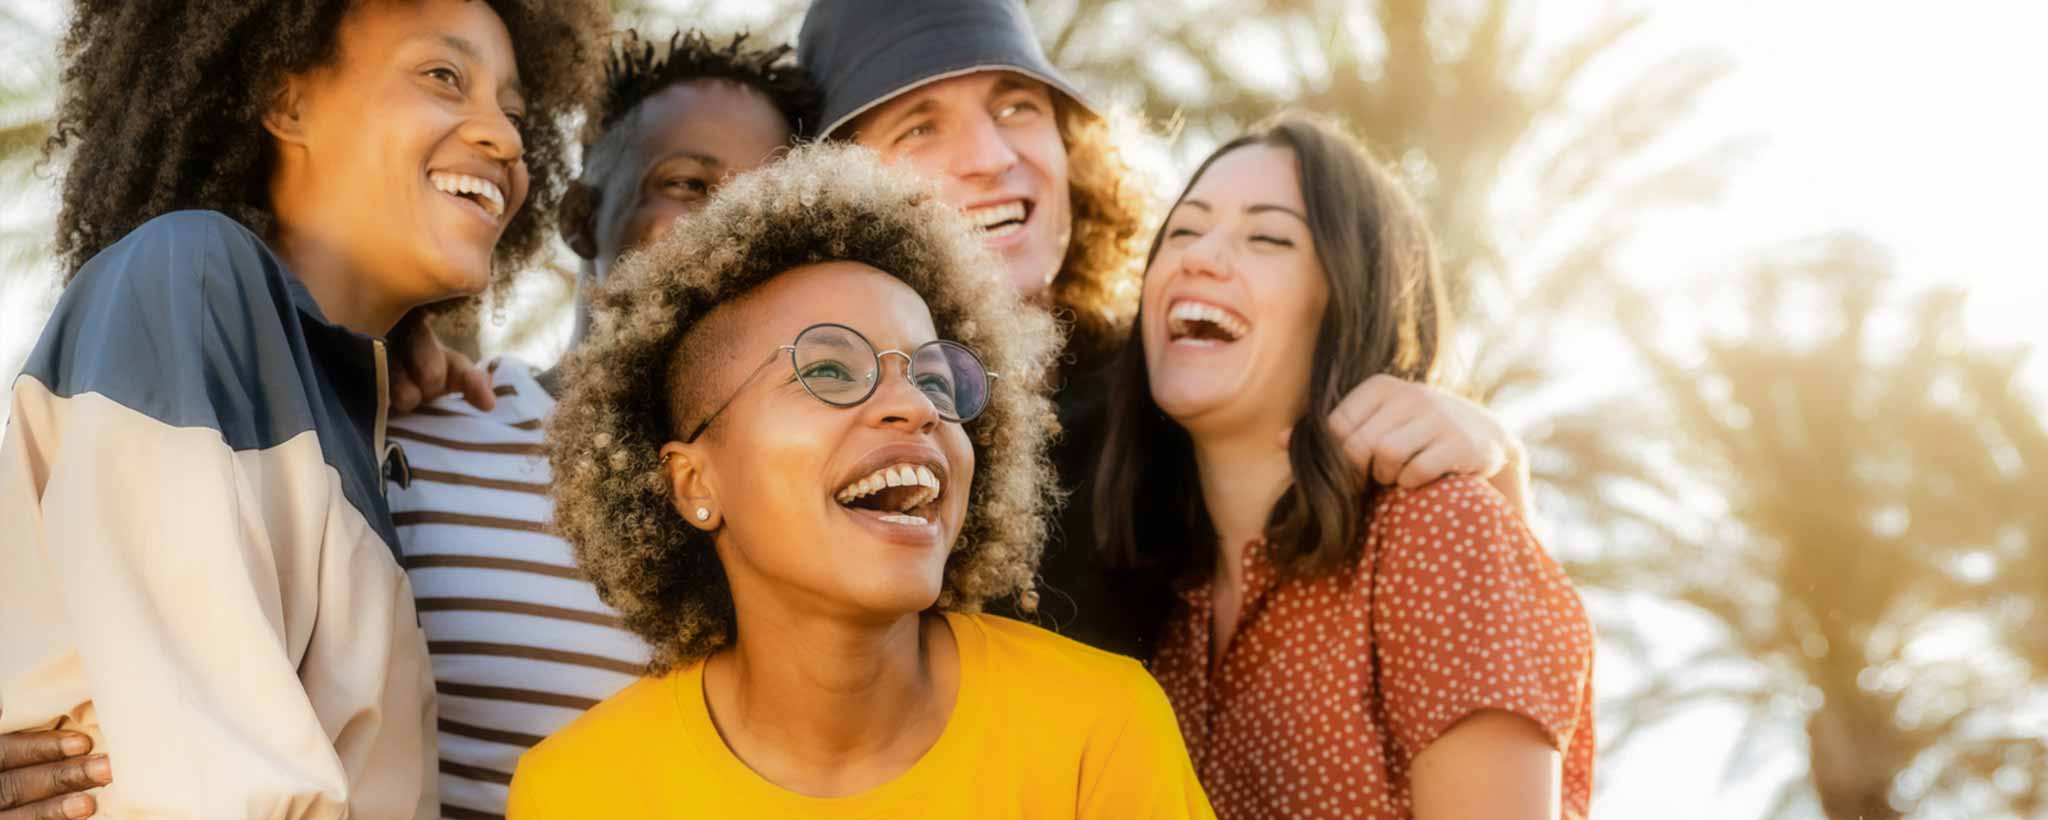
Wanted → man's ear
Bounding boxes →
[261,78,310,145]
[559,181,600,260]
[659,441,721,531]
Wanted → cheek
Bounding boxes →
[715,402,835,512]
[1257,259,1329,356]
[626,200,690,251]
[943,428,976,517]
[886,146,949,186]
[1023,122,1069,188]
[507,162,532,210]
[1137,256,1175,341]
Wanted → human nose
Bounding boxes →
[946,111,1019,182]
[862,351,941,434]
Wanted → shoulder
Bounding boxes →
[75,210,278,298]
[510,676,670,813]
[1366,475,1527,561]
[59,209,286,337]
[1362,475,1589,642]
[1374,474,1517,527]
[961,613,1173,744]
[966,612,1158,694]
[517,674,671,781]
[22,210,297,430]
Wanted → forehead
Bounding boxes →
[726,262,939,349]
[1182,144,1304,212]
[342,0,517,72]
[852,70,1052,128]
[623,79,790,167]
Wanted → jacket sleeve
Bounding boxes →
[0,212,369,817]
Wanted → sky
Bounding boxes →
[1,1,2044,816]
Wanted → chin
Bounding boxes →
[1002,254,1059,300]
[421,251,496,302]
[842,573,945,618]
[1149,368,1248,424]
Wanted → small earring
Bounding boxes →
[695,507,711,521]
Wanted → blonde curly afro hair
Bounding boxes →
[547,142,1063,673]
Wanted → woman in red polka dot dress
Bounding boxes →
[1093,114,1597,819]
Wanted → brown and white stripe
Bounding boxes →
[388,358,648,820]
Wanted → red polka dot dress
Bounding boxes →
[1150,476,1596,819]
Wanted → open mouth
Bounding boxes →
[429,171,507,221]
[1166,299,1251,345]
[963,199,1031,240]
[834,461,944,527]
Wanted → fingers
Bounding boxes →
[459,365,496,412]
[1371,417,1436,486]
[0,790,98,820]
[401,319,450,397]
[1336,396,1410,480]
[1398,440,1463,488]
[0,732,88,771]
[1325,373,1402,438]
[0,756,109,816]
[389,377,424,415]
[439,349,496,413]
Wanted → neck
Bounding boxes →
[1190,426,1296,579]
[267,221,411,337]
[706,589,953,793]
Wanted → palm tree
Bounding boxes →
[0,4,57,262]
[1583,235,2048,818]
[0,4,60,404]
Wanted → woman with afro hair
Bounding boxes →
[0,0,605,816]
[508,143,1212,818]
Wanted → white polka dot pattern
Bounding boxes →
[1150,476,1596,819]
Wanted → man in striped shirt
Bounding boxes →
[386,31,818,819]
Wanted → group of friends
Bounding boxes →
[0,0,1596,818]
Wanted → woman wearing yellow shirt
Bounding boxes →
[510,143,1214,819]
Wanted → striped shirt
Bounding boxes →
[388,356,648,820]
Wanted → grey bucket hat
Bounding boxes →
[797,0,1100,139]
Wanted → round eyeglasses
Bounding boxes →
[683,322,998,443]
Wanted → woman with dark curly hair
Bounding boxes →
[0,0,604,816]
[507,143,1211,818]
[799,0,1541,660]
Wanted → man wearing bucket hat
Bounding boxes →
[798,0,1541,660]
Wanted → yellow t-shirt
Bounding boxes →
[507,612,1214,819]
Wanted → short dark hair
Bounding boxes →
[563,30,822,257]
[597,30,820,139]
[47,0,609,283]
[1093,113,1449,631]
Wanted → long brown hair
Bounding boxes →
[1093,114,1448,630]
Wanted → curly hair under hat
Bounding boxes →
[546,142,1063,673]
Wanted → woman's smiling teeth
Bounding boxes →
[835,463,943,526]
[964,201,1028,239]
[1167,299,1250,344]
[430,171,506,219]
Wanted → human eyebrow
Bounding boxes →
[870,99,942,138]
[1247,203,1309,225]
[646,151,723,175]
[430,33,525,98]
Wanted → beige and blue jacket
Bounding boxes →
[0,211,437,818]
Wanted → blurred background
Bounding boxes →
[3,0,2044,816]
